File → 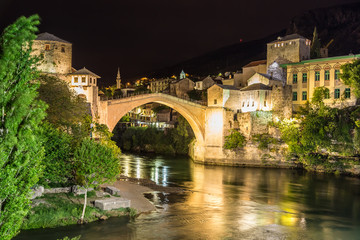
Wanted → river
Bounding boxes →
[16,154,360,240]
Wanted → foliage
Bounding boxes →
[119,115,130,122]
[224,129,246,149]
[278,87,360,169]
[57,236,81,240]
[37,74,88,128]
[340,59,360,98]
[310,27,321,59]
[39,123,74,187]
[252,134,278,150]
[0,15,47,240]
[74,138,121,223]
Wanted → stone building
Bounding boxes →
[207,84,241,111]
[267,34,311,68]
[195,76,215,90]
[32,32,72,79]
[169,78,195,98]
[150,78,171,93]
[283,54,360,110]
[69,67,101,116]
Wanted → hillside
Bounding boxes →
[147,2,360,78]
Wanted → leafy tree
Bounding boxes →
[310,27,321,59]
[224,129,246,149]
[74,138,120,224]
[340,59,360,98]
[0,15,47,239]
[37,74,89,128]
[39,123,73,187]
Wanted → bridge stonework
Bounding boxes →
[98,93,229,161]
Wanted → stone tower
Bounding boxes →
[116,67,121,89]
[266,34,311,68]
[32,32,72,76]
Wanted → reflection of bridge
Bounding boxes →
[98,93,227,161]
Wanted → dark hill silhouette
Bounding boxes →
[145,2,360,79]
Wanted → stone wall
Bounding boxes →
[32,40,72,74]
[271,85,293,119]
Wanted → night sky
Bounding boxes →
[0,0,357,86]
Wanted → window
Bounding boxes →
[292,92,297,101]
[315,71,320,81]
[293,74,298,84]
[335,69,340,80]
[334,89,340,99]
[302,73,307,83]
[82,77,86,83]
[90,78,92,84]
[325,70,330,80]
[264,101,267,107]
[214,99,217,104]
[302,91,307,101]
[242,102,245,107]
[325,88,330,99]
[345,88,351,99]
[74,77,78,83]
[252,101,254,107]
[45,44,50,51]
[61,46,65,53]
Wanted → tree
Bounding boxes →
[74,138,120,224]
[39,123,74,187]
[37,74,89,128]
[340,59,360,98]
[310,27,321,59]
[0,15,47,239]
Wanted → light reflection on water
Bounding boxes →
[15,153,360,240]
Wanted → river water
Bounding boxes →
[16,154,360,240]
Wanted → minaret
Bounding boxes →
[116,67,121,89]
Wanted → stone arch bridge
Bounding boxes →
[98,93,227,161]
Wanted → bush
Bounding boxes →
[224,129,246,149]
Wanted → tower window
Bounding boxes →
[325,70,330,81]
[325,88,330,99]
[292,74,298,84]
[292,92,297,101]
[334,89,340,99]
[335,69,340,80]
[61,46,65,53]
[315,71,320,81]
[345,88,350,99]
[302,91,307,101]
[45,44,50,51]
[302,73,307,83]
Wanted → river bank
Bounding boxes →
[24,176,185,230]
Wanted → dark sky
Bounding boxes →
[0,0,357,86]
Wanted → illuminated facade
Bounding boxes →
[282,54,360,110]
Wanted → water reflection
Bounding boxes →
[16,154,360,240]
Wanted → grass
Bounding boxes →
[22,193,135,229]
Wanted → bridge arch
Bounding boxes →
[101,93,206,145]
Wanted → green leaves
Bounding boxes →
[0,15,46,240]
[340,59,360,98]
[224,129,246,150]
